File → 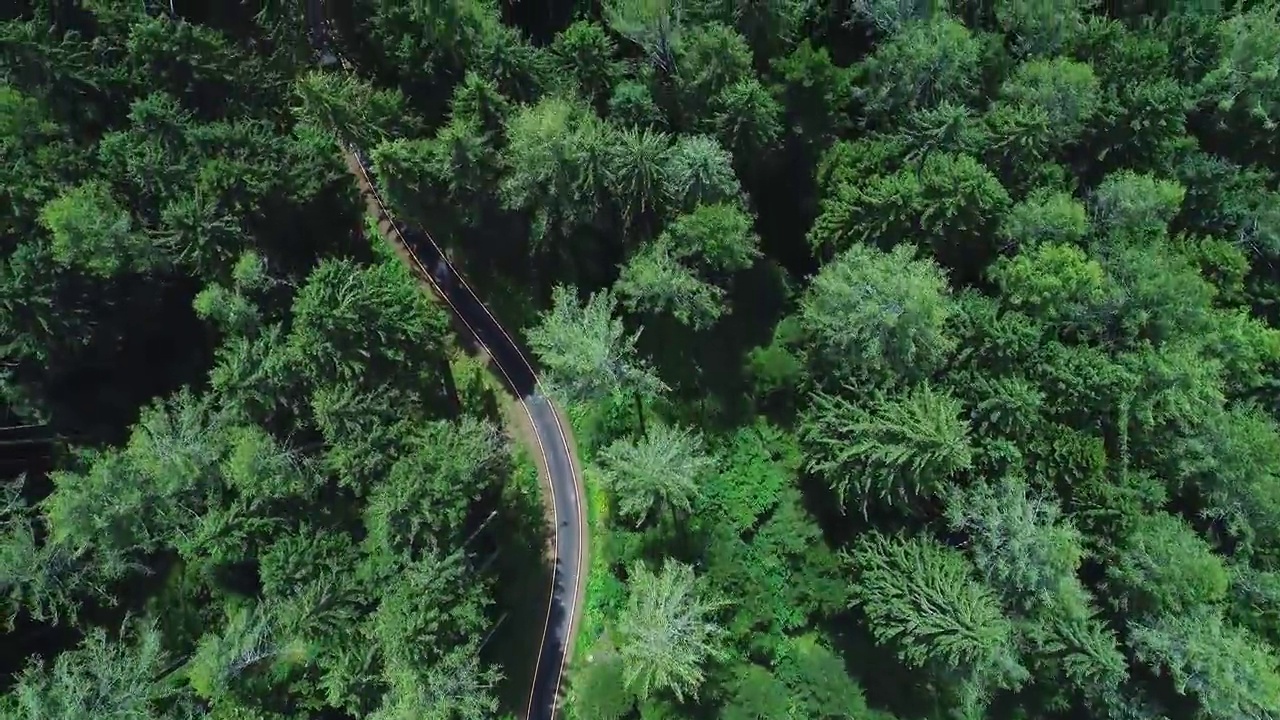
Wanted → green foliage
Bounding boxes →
[292,71,422,149]
[993,0,1094,57]
[597,422,716,526]
[804,383,973,511]
[999,189,1091,248]
[708,76,784,163]
[697,420,797,533]
[571,653,634,720]
[848,533,1028,703]
[672,22,755,124]
[662,202,761,275]
[773,634,875,719]
[771,39,854,149]
[1090,170,1186,238]
[1105,511,1229,617]
[702,485,848,654]
[41,390,229,561]
[365,418,507,560]
[684,0,812,59]
[989,243,1108,334]
[370,643,501,720]
[39,180,158,277]
[609,80,666,129]
[721,664,791,720]
[287,258,453,402]
[370,550,490,673]
[0,480,99,630]
[799,243,957,383]
[663,134,743,211]
[848,0,949,36]
[1174,403,1280,553]
[616,560,728,702]
[10,4,1280,720]
[606,125,674,231]
[186,600,305,703]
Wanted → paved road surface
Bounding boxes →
[305,5,587,718]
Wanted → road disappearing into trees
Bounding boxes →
[304,4,588,718]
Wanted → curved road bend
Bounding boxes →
[304,6,587,719]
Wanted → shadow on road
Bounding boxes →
[526,559,573,720]
[483,431,554,717]
[400,224,537,398]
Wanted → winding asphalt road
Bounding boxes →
[304,5,587,719]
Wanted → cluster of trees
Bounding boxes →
[1,1,534,717]
[5,1,1280,720]
[508,2,1280,720]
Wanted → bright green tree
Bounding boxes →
[1106,511,1229,617]
[616,560,728,702]
[597,422,716,526]
[527,285,667,405]
[804,383,973,512]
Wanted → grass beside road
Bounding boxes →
[560,402,627,720]
[574,462,613,660]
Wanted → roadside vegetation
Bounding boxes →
[5,1,1280,720]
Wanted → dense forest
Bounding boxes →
[4,0,1280,719]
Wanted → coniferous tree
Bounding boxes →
[615,560,728,702]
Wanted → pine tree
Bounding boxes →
[616,560,728,702]
[597,422,716,526]
[848,532,1028,705]
[527,285,667,406]
[804,382,973,512]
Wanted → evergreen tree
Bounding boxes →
[616,560,728,702]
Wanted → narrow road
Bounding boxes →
[304,6,588,719]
